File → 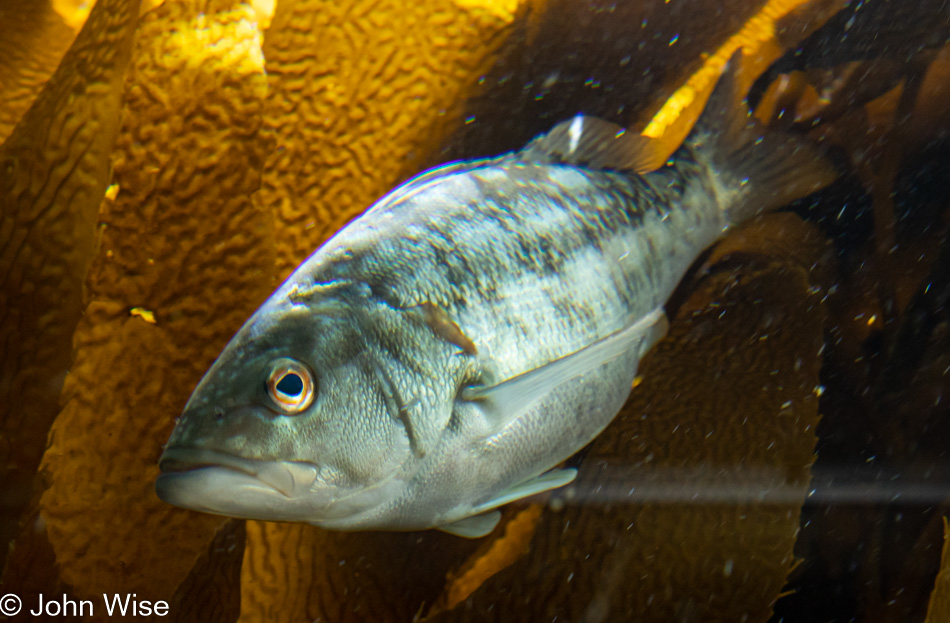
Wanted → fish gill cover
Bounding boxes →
[0,0,949,622]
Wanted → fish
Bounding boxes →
[155,54,835,538]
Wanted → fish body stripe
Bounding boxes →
[307,145,720,380]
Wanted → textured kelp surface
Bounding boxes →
[0,0,78,143]
[36,0,276,606]
[0,0,138,576]
[1,0,949,621]
[926,520,950,623]
[257,0,517,277]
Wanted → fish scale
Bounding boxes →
[345,158,711,375]
[156,55,836,537]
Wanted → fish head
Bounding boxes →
[155,280,426,528]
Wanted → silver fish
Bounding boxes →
[155,57,834,538]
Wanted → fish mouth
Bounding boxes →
[156,447,323,520]
[156,447,410,528]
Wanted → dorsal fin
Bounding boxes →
[522,115,667,174]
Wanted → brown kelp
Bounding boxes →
[1,0,948,621]
[257,0,516,278]
[0,0,79,142]
[28,0,277,607]
[0,0,137,576]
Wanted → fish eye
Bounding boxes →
[264,358,315,414]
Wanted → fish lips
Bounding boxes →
[156,447,328,521]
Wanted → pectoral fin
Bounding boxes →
[436,468,577,538]
[462,307,668,434]
[471,468,577,515]
[438,511,501,538]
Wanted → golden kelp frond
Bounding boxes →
[441,0,768,162]
[37,0,276,607]
[0,0,81,142]
[421,215,826,623]
[741,7,950,616]
[925,519,950,623]
[51,0,95,29]
[0,0,137,577]
[640,0,847,158]
[437,505,543,612]
[455,0,516,20]
[909,44,950,150]
[240,522,482,622]
[771,41,950,401]
[256,0,517,279]
[247,0,276,28]
[701,212,837,290]
[169,520,246,622]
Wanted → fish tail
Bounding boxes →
[687,51,838,225]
